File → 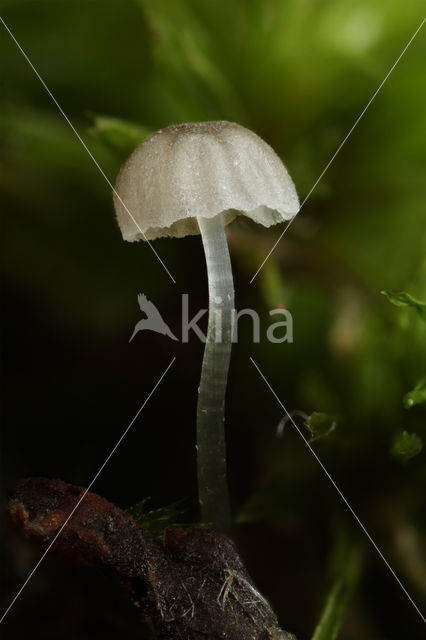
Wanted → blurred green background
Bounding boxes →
[1,1,425,639]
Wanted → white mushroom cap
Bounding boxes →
[113,121,299,241]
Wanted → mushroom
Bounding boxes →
[113,121,299,532]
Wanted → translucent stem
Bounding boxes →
[197,214,234,532]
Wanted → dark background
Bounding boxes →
[1,1,425,638]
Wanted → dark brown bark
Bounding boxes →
[9,478,295,640]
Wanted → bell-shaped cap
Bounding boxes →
[113,121,299,241]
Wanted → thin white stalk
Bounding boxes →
[197,214,234,532]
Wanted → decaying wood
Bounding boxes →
[9,478,296,640]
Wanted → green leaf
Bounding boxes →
[381,290,426,320]
[403,379,426,409]
[391,431,423,463]
[137,0,245,119]
[259,258,288,309]
[88,114,152,155]
[304,412,338,442]
[127,498,188,537]
[311,534,363,640]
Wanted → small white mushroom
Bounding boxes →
[113,121,299,532]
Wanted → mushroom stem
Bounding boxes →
[197,214,234,532]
